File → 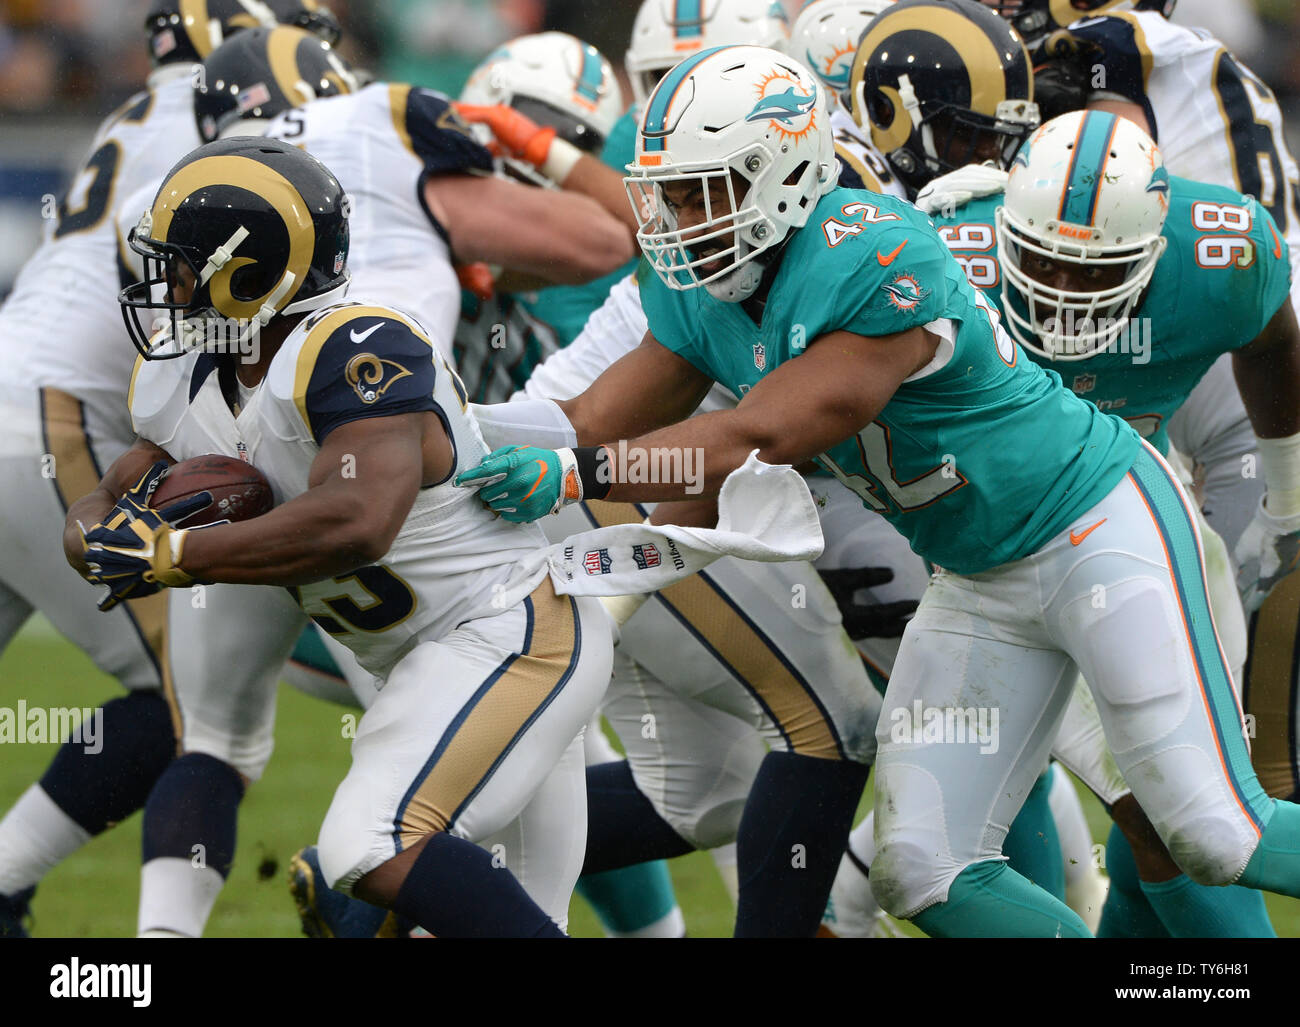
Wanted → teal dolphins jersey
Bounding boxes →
[638,187,1141,575]
[520,108,643,348]
[935,175,1292,454]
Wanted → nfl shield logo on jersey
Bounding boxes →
[583,548,613,575]
[753,344,766,371]
[1072,374,1097,394]
[632,543,661,570]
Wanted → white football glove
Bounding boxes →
[1234,496,1300,614]
[914,163,1009,216]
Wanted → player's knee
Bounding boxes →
[871,761,960,917]
[871,835,953,918]
[1165,814,1256,886]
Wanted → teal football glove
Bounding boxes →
[81,461,212,611]
[454,445,583,523]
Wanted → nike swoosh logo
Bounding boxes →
[521,460,549,501]
[1270,221,1282,260]
[878,240,907,266]
[1070,518,1107,546]
[350,322,386,344]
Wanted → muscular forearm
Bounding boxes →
[600,408,791,503]
[64,488,118,574]
[559,154,640,235]
[177,487,395,586]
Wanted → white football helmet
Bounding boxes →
[996,109,1170,360]
[626,45,839,302]
[461,32,623,186]
[626,0,791,108]
[790,0,893,107]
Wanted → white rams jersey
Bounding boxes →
[260,83,495,361]
[128,300,548,675]
[10,64,201,441]
[830,107,907,199]
[1075,11,1300,313]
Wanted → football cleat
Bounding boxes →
[0,886,35,939]
[288,846,412,938]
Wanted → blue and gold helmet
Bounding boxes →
[120,137,351,360]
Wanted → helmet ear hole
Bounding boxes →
[784,161,810,187]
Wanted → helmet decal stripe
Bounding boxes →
[674,0,704,40]
[268,27,312,107]
[574,42,605,108]
[179,0,215,57]
[1058,111,1120,226]
[641,45,728,152]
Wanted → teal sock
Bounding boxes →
[1239,797,1300,896]
[1003,770,1065,901]
[1096,824,1169,938]
[576,861,681,936]
[1139,876,1274,938]
[911,859,1091,938]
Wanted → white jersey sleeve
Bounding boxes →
[262,83,494,363]
[10,65,202,443]
[1075,11,1300,316]
[517,269,735,414]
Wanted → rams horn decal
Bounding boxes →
[346,352,413,404]
[149,154,316,321]
[850,6,1024,156]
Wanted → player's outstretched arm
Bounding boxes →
[63,437,174,576]
[459,326,937,519]
[173,412,434,587]
[1233,299,1300,441]
[423,173,635,285]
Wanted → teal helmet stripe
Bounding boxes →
[641,45,729,152]
[576,43,604,104]
[1058,111,1121,227]
[674,0,704,39]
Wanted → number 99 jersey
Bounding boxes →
[127,301,550,676]
[1071,11,1300,315]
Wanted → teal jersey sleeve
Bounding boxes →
[520,108,643,347]
[299,314,438,445]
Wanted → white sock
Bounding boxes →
[820,813,889,937]
[608,905,686,938]
[710,843,738,906]
[0,785,91,895]
[1047,763,1109,933]
[137,857,225,938]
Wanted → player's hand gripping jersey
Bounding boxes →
[935,178,1291,455]
[128,302,543,675]
[639,186,1139,574]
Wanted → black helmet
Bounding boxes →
[194,25,357,143]
[145,0,279,65]
[271,0,343,46]
[120,137,350,360]
[985,1,1176,48]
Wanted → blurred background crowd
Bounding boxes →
[0,0,1297,289]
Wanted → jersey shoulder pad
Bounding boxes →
[128,350,201,445]
[1165,176,1291,340]
[636,260,711,373]
[387,83,493,177]
[274,303,439,445]
[799,189,950,339]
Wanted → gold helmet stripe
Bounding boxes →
[850,5,1018,155]
[267,27,316,108]
[150,154,317,321]
[178,0,215,57]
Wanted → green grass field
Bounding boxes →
[4,619,1299,938]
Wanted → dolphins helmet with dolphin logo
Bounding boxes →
[849,0,1040,197]
[626,44,838,302]
[789,0,894,110]
[625,0,792,108]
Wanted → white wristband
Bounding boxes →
[1257,431,1300,519]
[541,138,583,185]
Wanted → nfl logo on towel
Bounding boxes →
[583,548,613,575]
[632,543,661,570]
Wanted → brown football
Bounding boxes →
[149,455,273,528]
